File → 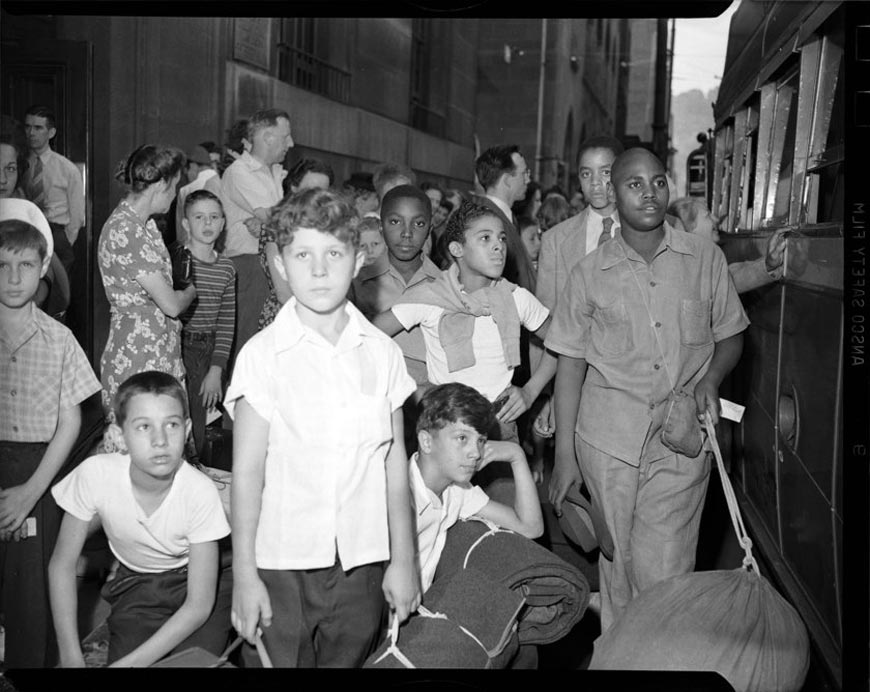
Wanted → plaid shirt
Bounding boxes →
[1,303,101,442]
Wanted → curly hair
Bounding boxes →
[268,187,360,251]
[441,199,502,256]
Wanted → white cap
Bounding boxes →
[0,198,54,260]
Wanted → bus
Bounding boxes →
[711,1,844,688]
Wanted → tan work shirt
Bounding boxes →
[545,224,749,466]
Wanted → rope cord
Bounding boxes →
[462,519,515,569]
[704,414,759,574]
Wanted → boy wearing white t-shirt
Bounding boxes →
[374,200,557,444]
[411,383,543,594]
[49,371,231,667]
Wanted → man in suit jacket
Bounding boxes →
[474,145,536,294]
[536,136,624,311]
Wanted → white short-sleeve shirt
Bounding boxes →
[224,298,416,571]
[391,287,549,402]
[219,152,285,257]
[52,454,230,573]
[409,454,490,593]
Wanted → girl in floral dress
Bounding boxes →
[97,145,196,439]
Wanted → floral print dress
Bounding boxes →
[257,225,282,329]
[98,199,186,419]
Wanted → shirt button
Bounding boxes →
[10,390,16,397]
[12,425,18,432]
[655,322,661,328]
[649,403,655,410]
[654,364,660,370]
[10,356,16,363]
[650,281,656,287]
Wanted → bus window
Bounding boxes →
[769,67,799,225]
[712,124,733,225]
[804,25,844,224]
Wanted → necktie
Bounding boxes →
[598,217,614,247]
[28,155,46,210]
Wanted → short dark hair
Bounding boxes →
[380,184,432,221]
[248,109,291,139]
[416,383,497,437]
[114,144,185,194]
[24,105,56,130]
[0,219,48,261]
[442,199,501,254]
[577,135,624,161]
[286,157,335,192]
[114,371,188,427]
[475,144,521,191]
[517,215,539,234]
[183,189,224,217]
[269,187,360,251]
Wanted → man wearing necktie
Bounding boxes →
[23,105,82,276]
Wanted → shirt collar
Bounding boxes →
[1,302,42,352]
[239,150,275,174]
[409,453,438,514]
[273,297,369,353]
[357,253,441,285]
[600,221,688,270]
[485,194,513,221]
[33,149,52,164]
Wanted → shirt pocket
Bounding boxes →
[346,392,393,454]
[591,301,633,357]
[679,299,713,347]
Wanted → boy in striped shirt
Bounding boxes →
[178,189,236,460]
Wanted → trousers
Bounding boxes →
[576,435,711,632]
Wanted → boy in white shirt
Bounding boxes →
[411,383,544,594]
[49,371,232,667]
[225,187,420,667]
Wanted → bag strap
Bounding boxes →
[704,413,760,574]
[208,628,273,668]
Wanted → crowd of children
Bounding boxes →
[0,116,784,670]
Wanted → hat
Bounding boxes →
[0,198,54,260]
[187,145,212,166]
[558,485,614,560]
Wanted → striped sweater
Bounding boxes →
[180,254,236,370]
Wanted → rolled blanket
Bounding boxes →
[433,518,589,645]
[365,566,524,668]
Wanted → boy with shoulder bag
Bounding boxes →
[544,148,749,632]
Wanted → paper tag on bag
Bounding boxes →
[719,398,745,423]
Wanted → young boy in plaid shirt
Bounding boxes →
[0,199,101,667]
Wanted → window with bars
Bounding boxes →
[276,18,351,103]
[409,18,447,138]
